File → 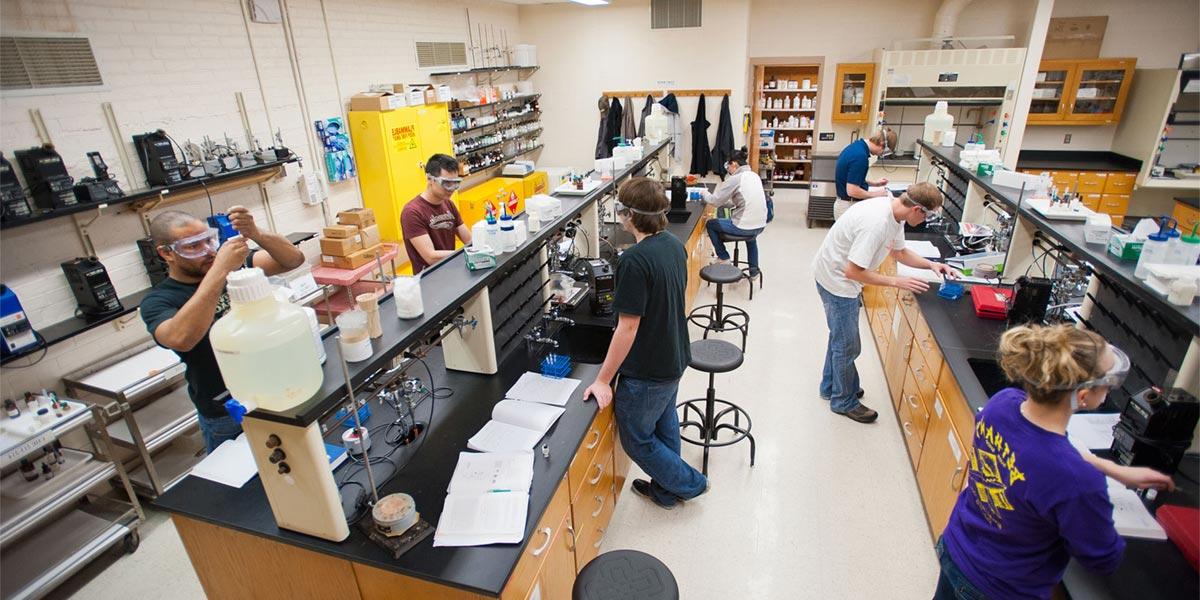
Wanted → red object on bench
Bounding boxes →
[1156,505,1199,571]
[970,285,1012,320]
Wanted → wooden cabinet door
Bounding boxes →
[916,392,970,539]
[833,63,875,123]
[885,309,913,407]
[1103,172,1136,194]
[1174,200,1200,235]
[1075,171,1107,194]
[899,367,929,467]
[1064,58,1137,124]
[535,512,578,600]
[1029,60,1077,124]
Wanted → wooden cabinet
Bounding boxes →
[1174,200,1200,235]
[884,308,914,405]
[916,391,970,538]
[531,512,578,600]
[684,209,711,311]
[1076,171,1108,194]
[1022,168,1137,222]
[1103,172,1136,194]
[832,63,875,124]
[1028,58,1137,125]
[899,367,929,465]
[1100,194,1130,226]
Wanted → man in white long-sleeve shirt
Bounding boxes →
[700,148,769,274]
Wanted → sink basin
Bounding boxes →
[554,324,614,364]
[966,357,1018,398]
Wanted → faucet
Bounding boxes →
[544,305,575,328]
[524,325,559,350]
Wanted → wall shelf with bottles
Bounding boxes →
[750,63,821,183]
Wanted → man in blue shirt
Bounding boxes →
[834,128,897,220]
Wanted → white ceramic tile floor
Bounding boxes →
[58,188,937,599]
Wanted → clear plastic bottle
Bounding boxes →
[210,268,323,412]
[924,101,954,145]
[1134,222,1172,279]
[1175,224,1200,266]
[645,104,669,143]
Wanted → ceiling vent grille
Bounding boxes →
[651,0,701,30]
[1,35,103,91]
[415,41,468,69]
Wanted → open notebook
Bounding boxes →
[505,372,582,407]
[434,452,535,547]
[467,400,565,453]
[1107,477,1167,540]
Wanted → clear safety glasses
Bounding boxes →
[430,175,463,192]
[614,200,667,217]
[1057,344,1131,391]
[162,228,220,259]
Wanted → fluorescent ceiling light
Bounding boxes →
[569,0,610,5]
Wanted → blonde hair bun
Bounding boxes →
[998,324,1107,404]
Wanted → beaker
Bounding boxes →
[336,310,372,362]
[393,276,424,319]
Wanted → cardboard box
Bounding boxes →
[337,208,376,228]
[319,234,364,257]
[1043,16,1107,59]
[349,92,405,112]
[322,224,359,239]
[320,244,382,270]
[358,224,381,249]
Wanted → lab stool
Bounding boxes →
[717,231,764,300]
[573,550,679,600]
[677,339,755,475]
[688,263,749,351]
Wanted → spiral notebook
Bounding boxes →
[467,400,565,453]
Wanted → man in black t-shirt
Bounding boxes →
[584,178,708,509]
[139,207,304,451]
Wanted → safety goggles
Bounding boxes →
[614,200,667,217]
[429,175,463,192]
[1055,344,1131,391]
[162,228,220,259]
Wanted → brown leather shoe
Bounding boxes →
[839,405,878,423]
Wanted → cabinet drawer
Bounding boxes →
[1050,172,1079,188]
[573,482,617,573]
[504,477,571,600]
[572,424,615,523]
[1099,194,1130,216]
[900,368,930,466]
[1104,172,1136,194]
[911,351,938,412]
[568,406,613,500]
[898,290,919,332]
[1081,193,1101,211]
[1075,172,1107,194]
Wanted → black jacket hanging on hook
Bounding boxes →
[710,95,735,180]
[602,98,624,158]
[595,96,611,159]
[689,93,712,176]
[638,94,654,138]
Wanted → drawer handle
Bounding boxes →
[906,395,918,409]
[950,466,965,491]
[531,527,553,556]
[566,526,576,552]
[915,367,925,381]
[589,463,605,485]
[902,422,913,436]
[586,429,601,450]
[591,494,607,518]
[901,295,914,306]
[593,527,607,549]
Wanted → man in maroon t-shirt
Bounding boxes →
[401,154,473,274]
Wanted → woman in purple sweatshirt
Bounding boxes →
[936,325,1175,600]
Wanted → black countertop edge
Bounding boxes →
[245,140,671,428]
[917,141,1200,336]
[1016,150,1142,173]
[155,350,603,597]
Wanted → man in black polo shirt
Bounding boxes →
[584,177,708,509]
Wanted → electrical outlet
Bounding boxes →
[1063,134,1072,144]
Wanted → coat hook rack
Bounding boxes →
[601,88,731,98]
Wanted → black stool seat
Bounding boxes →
[573,550,679,600]
[688,339,743,373]
[713,231,765,300]
[699,262,743,285]
[718,232,755,243]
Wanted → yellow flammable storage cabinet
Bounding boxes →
[349,104,454,243]
[455,178,521,228]
[501,171,549,203]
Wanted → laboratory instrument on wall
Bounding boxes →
[73,151,125,204]
[133,130,185,186]
[0,284,40,358]
[1006,276,1054,326]
[0,152,32,220]
[14,144,77,210]
[60,257,123,317]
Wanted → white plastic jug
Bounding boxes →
[210,268,324,412]
[645,104,669,144]
[924,101,954,145]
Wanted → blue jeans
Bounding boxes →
[934,537,988,600]
[613,376,707,501]
[817,282,863,413]
[706,218,763,271]
[198,412,242,453]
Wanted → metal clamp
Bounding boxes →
[531,527,553,556]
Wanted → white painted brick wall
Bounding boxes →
[0,0,519,398]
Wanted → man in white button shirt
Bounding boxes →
[812,182,958,423]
